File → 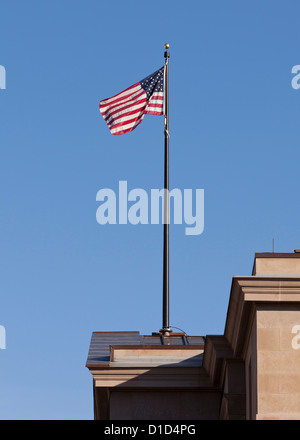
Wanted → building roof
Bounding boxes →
[252,250,300,275]
[255,251,300,258]
[86,331,205,368]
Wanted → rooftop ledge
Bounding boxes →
[110,345,204,367]
[86,332,206,369]
[252,252,300,276]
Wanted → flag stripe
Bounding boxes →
[108,108,147,128]
[104,99,147,125]
[148,98,163,103]
[109,111,146,130]
[147,103,163,107]
[100,83,140,107]
[111,115,145,135]
[145,111,163,115]
[146,104,163,110]
[102,93,147,122]
[106,105,147,127]
[100,88,145,115]
[149,92,164,98]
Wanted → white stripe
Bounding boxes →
[100,84,141,106]
[103,93,146,120]
[105,100,146,124]
[101,88,144,113]
[147,108,163,112]
[108,105,146,126]
[108,92,163,125]
[101,89,162,114]
[146,108,163,113]
[147,99,163,105]
[146,107,163,112]
[101,89,146,116]
[111,115,145,134]
[151,92,164,98]
[108,108,146,128]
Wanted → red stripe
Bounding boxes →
[149,95,163,100]
[100,90,145,118]
[112,118,144,135]
[109,111,145,131]
[145,110,163,115]
[147,102,163,108]
[145,102,163,114]
[102,93,147,120]
[100,82,140,107]
[100,89,145,117]
[107,106,147,127]
[101,96,143,120]
[103,100,146,123]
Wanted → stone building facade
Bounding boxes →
[86,251,300,420]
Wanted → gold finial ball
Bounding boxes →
[164,43,170,49]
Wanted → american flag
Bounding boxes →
[99,66,164,135]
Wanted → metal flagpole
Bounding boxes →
[160,43,171,335]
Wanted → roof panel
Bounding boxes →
[86,331,142,367]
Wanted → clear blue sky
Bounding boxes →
[1,0,300,419]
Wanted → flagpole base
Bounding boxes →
[159,328,172,336]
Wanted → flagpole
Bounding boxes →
[161,43,171,335]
